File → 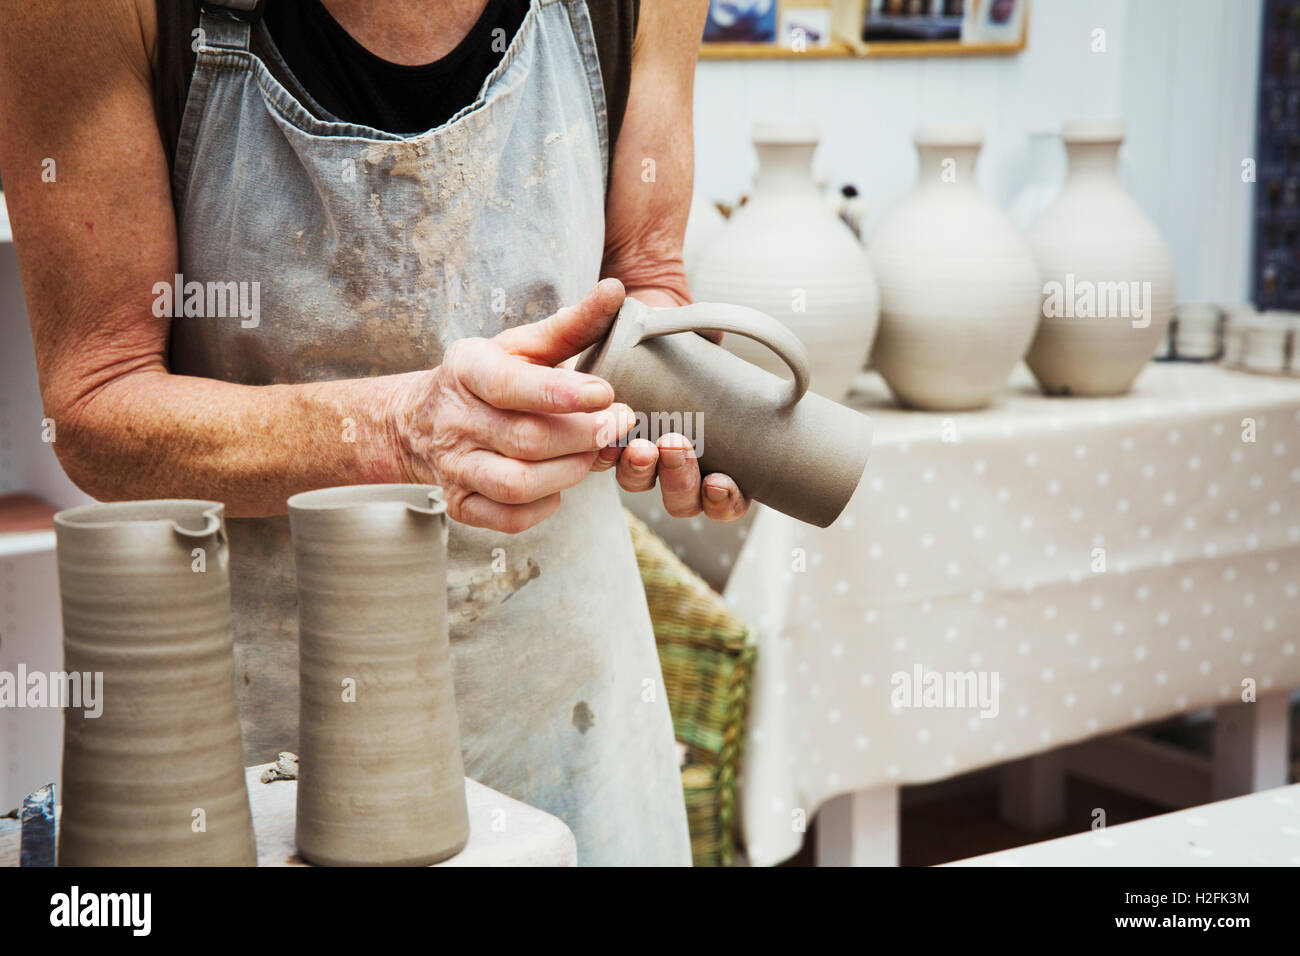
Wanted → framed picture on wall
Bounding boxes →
[860,0,966,43]
[964,0,1029,45]
[698,0,1029,59]
[781,6,835,49]
[702,0,852,57]
[702,0,779,45]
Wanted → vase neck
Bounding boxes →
[753,141,820,197]
[1065,139,1121,184]
[914,144,980,190]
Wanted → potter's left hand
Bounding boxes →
[591,287,750,523]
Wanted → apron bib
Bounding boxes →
[167,0,690,866]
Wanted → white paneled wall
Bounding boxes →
[0,241,90,509]
[692,0,1262,303]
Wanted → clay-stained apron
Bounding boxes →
[166,0,691,866]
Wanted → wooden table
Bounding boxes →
[2,763,578,867]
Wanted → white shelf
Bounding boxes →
[0,529,55,557]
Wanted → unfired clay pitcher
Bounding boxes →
[692,120,880,404]
[868,124,1043,410]
[54,500,257,866]
[577,297,873,528]
[1025,120,1176,396]
[288,484,468,866]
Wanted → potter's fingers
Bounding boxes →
[456,449,596,505]
[448,338,614,413]
[656,433,703,518]
[701,473,749,523]
[591,442,621,473]
[449,491,563,535]
[474,404,636,461]
[615,438,659,491]
[494,278,626,366]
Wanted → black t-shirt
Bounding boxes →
[153,0,638,182]
[262,0,530,134]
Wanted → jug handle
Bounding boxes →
[636,302,811,407]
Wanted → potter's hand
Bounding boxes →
[599,433,750,523]
[591,288,748,523]
[589,287,747,522]
[390,279,635,533]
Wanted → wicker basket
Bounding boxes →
[624,509,756,867]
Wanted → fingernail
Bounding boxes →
[660,447,685,469]
[580,382,612,409]
[704,484,729,504]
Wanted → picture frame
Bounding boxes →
[699,0,1030,60]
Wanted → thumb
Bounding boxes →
[494,278,625,366]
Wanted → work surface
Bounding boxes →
[1,764,578,867]
[721,363,1300,865]
[949,782,1300,866]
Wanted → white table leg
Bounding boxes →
[1211,690,1291,800]
[998,751,1067,831]
[815,786,899,866]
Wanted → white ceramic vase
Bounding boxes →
[867,125,1042,411]
[1024,120,1176,396]
[692,121,879,404]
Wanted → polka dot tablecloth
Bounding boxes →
[722,363,1300,867]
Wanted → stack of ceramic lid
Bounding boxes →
[1171,303,1221,359]
[1220,304,1258,365]
[1240,311,1298,374]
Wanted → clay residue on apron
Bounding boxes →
[448,556,541,626]
[572,701,594,734]
[362,125,509,338]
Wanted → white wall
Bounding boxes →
[692,0,1262,304]
[0,238,91,510]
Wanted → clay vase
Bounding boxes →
[1024,120,1176,396]
[53,500,256,866]
[288,484,468,866]
[868,124,1042,410]
[692,120,880,404]
[577,297,873,528]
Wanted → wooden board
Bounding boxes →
[0,493,56,535]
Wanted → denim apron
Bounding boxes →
[167,0,690,866]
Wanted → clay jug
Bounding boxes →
[1024,120,1176,395]
[53,500,256,866]
[692,120,880,404]
[288,484,468,866]
[868,124,1043,410]
[577,297,872,528]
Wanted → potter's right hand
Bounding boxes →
[388,280,634,534]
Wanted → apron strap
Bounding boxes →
[199,1,262,52]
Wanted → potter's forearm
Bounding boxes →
[54,368,412,518]
[600,0,705,307]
